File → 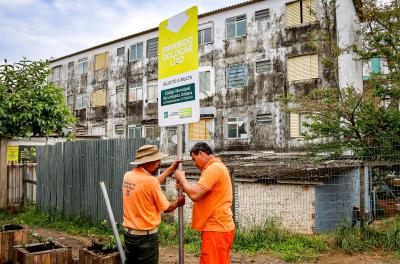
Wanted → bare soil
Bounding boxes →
[32,228,399,264]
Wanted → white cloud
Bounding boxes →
[0,0,243,63]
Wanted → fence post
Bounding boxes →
[359,164,366,232]
[0,138,8,208]
[22,149,28,205]
[229,166,238,227]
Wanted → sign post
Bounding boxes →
[158,6,199,264]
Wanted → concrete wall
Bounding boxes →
[336,0,363,91]
[50,0,359,153]
[315,167,370,232]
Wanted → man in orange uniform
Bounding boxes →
[175,142,235,264]
[123,145,185,264]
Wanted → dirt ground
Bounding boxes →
[34,228,399,264]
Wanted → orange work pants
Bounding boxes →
[199,230,235,264]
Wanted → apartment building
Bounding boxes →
[50,0,362,153]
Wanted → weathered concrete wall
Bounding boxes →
[50,0,359,152]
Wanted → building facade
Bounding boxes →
[50,0,362,154]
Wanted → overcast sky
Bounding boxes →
[0,0,243,64]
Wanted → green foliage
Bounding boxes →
[0,59,75,138]
[233,219,326,262]
[290,0,400,160]
[334,217,400,255]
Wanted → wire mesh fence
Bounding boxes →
[33,137,400,233]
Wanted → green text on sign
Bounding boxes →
[161,83,195,106]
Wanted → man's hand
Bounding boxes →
[169,160,182,171]
[176,195,185,207]
[175,170,186,182]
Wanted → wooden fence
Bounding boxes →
[36,138,146,223]
[7,163,37,206]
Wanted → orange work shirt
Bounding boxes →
[192,158,235,232]
[122,167,170,230]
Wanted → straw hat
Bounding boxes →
[130,145,168,165]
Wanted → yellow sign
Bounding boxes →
[158,6,199,80]
[158,6,200,127]
[7,146,19,163]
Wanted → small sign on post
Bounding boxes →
[7,146,19,163]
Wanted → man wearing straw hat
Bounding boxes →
[175,142,235,264]
[122,145,185,264]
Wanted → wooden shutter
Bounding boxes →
[92,89,107,107]
[303,0,317,24]
[288,54,318,81]
[189,119,212,141]
[309,54,319,79]
[286,1,301,27]
[290,112,300,138]
[95,52,109,70]
[288,56,303,81]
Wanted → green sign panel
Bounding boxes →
[161,83,195,106]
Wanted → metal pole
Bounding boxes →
[359,164,366,233]
[99,181,126,263]
[177,124,184,264]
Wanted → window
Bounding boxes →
[78,58,88,74]
[198,27,212,45]
[129,81,143,102]
[52,66,61,81]
[115,125,124,135]
[92,126,106,136]
[144,126,160,140]
[130,43,143,61]
[147,38,158,58]
[68,62,74,72]
[75,94,88,110]
[92,89,107,107]
[199,71,211,93]
[226,15,246,39]
[227,64,248,88]
[257,114,272,125]
[94,52,109,70]
[287,54,318,81]
[128,125,142,138]
[147,83,158,101]
[117,47,125,56]
[255,9,270,21]
[227,117,248,139]
[116,85,125,104]
[76,125,87,136]
[286,0,317,27]
[189,119,213,141]
[256,60,272,73]
[289,112,312,137]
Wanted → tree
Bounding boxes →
[294,0,400,160]
[0,59,75,138]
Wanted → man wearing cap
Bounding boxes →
[123,145,185,264]
[175,142,235,264]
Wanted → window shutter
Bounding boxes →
[309,54,319,79]
[288,54,318,81]
[189,121,201,141]
[290,112,300,138]
[286,1,301,27]
[92,89,106,107]
[287,56,304,81]
[189,119,211,140]
[303,0,317,24]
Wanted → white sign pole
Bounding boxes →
[177,124,184,264]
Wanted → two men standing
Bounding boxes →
[122,142,234,264]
